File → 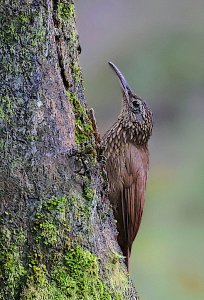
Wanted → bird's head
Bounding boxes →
[108,62,152,124]
[108,61,153,143]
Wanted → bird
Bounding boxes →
[101,62,153,269]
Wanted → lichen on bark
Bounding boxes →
[0,1,138,299]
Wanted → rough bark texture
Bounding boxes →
[0,1,138,299]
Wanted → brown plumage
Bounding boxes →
[102,62,153,269]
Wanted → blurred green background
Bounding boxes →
[75,1,204,299]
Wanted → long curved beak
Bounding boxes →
[108,62,132,95]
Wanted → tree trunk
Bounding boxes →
[0,1,138,299]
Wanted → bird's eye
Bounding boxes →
[132,100,140,110]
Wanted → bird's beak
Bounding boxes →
[108,62,132,97]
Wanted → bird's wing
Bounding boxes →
[119,144,149,255]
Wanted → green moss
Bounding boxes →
[0,9,46,76]
[67,91,83,114]
[33,191,96,251]
[72,62,81,83]
[0,192,126,300]
[26,134,39,142]
[55,2,88,146]
[1,200,125,300]
[31,13,46,49]
[21,245,121,300]
[42,195,67,213]
[106,252,128,297]
[18,12,29,24]
[0,245,26,296]
[1,12,29,45]
[0,191,127,300]
[83,184,95,203]
[66,91,94,145]
[21,191,117,300]
[60,245,114,299]
[0,227,26,299]
[34,196,68,247]
[21,261,50,300]
[58,3,75,21]
[75,118,93,144]
[68,194,90,225]
[36,221,57,246]
[0,95,13,121]
[70,29,78,44]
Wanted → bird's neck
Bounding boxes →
[102,119,150,159]
[118,115,152,146]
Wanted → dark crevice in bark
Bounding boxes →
[55,35,69,90]
[52,0,69,90]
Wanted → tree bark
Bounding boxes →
[0,1,138,299]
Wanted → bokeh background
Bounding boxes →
[75,1,204,299]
